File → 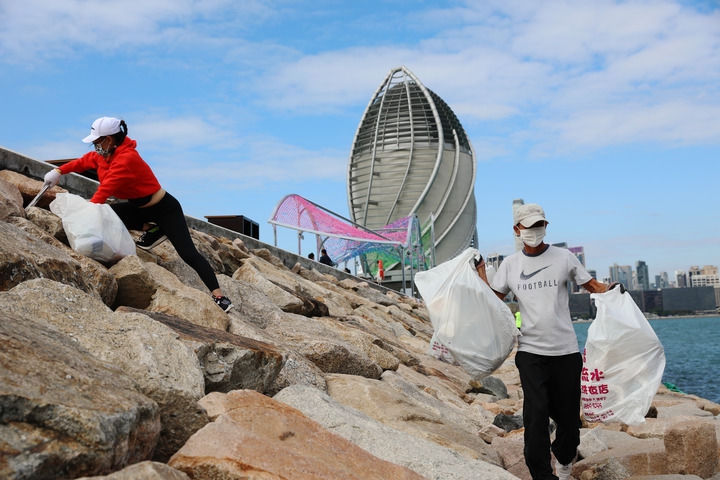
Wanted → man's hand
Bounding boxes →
[43,169,61,188]
[608,281,626,293]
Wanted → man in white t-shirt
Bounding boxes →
[477,203,620,480]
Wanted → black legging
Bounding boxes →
[111,192,219,292]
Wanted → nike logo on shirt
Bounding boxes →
[520,265,551,280]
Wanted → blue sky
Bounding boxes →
[1,0,718,281]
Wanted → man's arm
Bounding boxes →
[581,278,621,293]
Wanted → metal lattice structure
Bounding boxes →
[347,66,478,277]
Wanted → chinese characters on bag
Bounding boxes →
[581,349,615,422]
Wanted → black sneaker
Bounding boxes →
[136,226,167,250]
[213,295,234,313]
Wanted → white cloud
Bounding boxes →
[0,0,273,62]
[252,0,719,151]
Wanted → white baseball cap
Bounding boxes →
[513,203,547,227]
[82,117,122,143]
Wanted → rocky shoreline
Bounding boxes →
[1,169,718,480]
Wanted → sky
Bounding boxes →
[1,0,718,282]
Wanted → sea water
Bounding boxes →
[574,316,720,404]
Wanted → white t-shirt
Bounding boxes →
[491,245,592,356]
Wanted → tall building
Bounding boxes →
[688,266,701,287]
[347,66,478,269]
[675,270,687,288]
[512,199,524,252]
[635,260,649,290]
[609,264,633,290]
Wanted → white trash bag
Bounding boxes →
[582,288,665,425]
[415,248,519,379]
[50,193,136,263]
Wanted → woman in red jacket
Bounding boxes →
[44,117,233,313]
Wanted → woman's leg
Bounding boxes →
[148,193,220,293]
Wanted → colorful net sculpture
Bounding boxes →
[268,194,427,273]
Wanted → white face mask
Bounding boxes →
[518,225,546,247]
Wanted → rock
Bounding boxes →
[0,169,66,209]
[574,437,667,479]
[252,247,288,269]
[109,255,228,331]
[325,373,502,465]
[233,260,306,312]
[469,375,510,399]
[6,215,117,305]
[169,390,425,480]
[76,461,191,479]
[117,306,284,395]
[664,419,718,478]
[217,273,286,329]
[628,476,704,480]
[267,349,328,395]
[0,311,160,479]
[0,220,96,294]
[491,432,530,480]
[275,384,519,480]
[657,403,714,418]
[493,414,524,432]
[299,340,383,378]
[0,176,24,219]
[25,204,67,241]
[0,279,208,462]
[578,427,639,459]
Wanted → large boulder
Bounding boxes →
[117,306,284,395]
[217,273,285,329]
[325,373,502,465]
[0,169,66,209]
[7,215,117,305]
[109,255,228,331]
[275,384,519,480]
[233,260,306,312]
[0,177,24,220]
[664,419,718,478]
[0,220,96,294]
[0,311,160,479]
[76,461,190,479]
[169,390,425,480]
[0,279,209,461]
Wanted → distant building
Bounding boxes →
[635,261,649,290]
[588,269,597,280]
[569,292,595,319]
[688,266,701,287]
[662,287,716,313]
[487,253,505,271]
[609,264,633,290]
[691,265,719,288]
[675,270,687,288]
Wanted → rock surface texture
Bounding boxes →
[0,169,718,479]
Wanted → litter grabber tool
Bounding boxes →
[25,184,50,211]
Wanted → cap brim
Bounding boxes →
[82,133,100,143]
[518,214,547,228]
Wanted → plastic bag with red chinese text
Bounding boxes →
[582,287,665,425]
[415,248,519,379]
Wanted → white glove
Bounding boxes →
[43,169,61,188]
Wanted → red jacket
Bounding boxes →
[59,137,161,204]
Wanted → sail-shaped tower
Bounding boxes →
[347,66,478,275]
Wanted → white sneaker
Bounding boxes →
[555,460,573,480]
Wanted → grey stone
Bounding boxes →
[493,413,523,432]
[274,384,519,480]
[76,461,191,479]
[0,311,160,479]
[1,279,208,461]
